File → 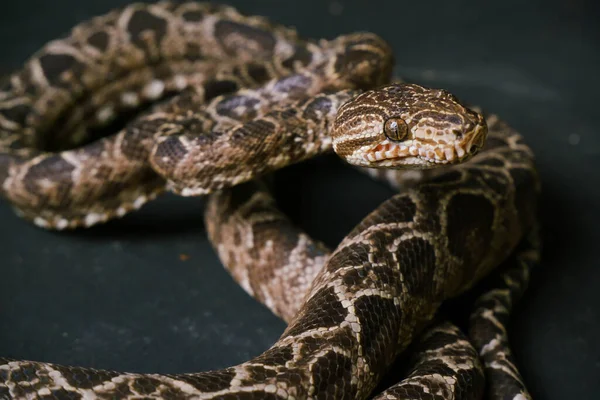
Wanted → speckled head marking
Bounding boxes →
[332,83,487,168]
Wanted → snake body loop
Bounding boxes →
[0,2,539,400]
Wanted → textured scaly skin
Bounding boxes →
[0,2,539,399]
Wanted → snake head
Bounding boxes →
[332,83,487,168]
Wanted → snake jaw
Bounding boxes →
[362,139,456,164]
[357,117,486,167]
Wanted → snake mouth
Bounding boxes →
[362,124,487,166]
[363,140,469,165]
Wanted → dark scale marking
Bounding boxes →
[130,376,163,395]
[274,108,299,121]
[38,53,82,86]
[214,21,277,58]
[166,368,237,392]
[0,364,7,382]
[253,345,295,367]
[24,156,75,184]
[380,384,429,399]
[282,44,313,70]
[1,103,31,127]
[353,195,417,235]
[487,368,527,400]
[244,365,278,384]
[484,171,511,197]
[151,136,189,171]
[368,227,413,267]
[230,120,277,149]
[302,95,333,122]
[93,172,162,206]
[203,80,240,101]
[38,388,83,399]
[150,61,184,79]
[272,74,313,98]
[310,351,354,399]
[274,370,304,389]
[395,237,438,299]
[327,242,372,271]
[120,124,156,161]
[4,367,30,384]
[182,10,205,22]
[87,31,110,52]
[283,287,348,338]
[0,77,15,93]
[233,229,242,247]
[372,259,403,291]
[19,73,39,97]
[126,10,168,50]
[297,335,330,359]
[92,165,116,182]
[76,138,108,160]
[51,364,122,390]
[446,193,496,282]
[341,264,377,290]
[185,42,204,60]
[255,220,306,253]
[471,293,502,314]
[411,360,458,383]
[353,295,402,372]
[246,63,270,83]
[215,95,260,120]
[335,49,390,89]
[6,383,28,399]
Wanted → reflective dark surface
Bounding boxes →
[1,1,599,398]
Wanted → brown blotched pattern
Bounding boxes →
[205,180,330,322]
[372,323,484,400]
[468,226,540,400]
[0,116,538,400]
[206,181,486,399]
[1,0,364,228]
[0,2,540,400]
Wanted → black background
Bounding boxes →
[1,0,599,398]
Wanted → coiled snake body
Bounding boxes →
[0,2,540,399]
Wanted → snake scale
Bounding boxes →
[0,2,540,399]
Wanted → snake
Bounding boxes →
[0,2,541,399]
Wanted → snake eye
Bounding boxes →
[384,118,409,141]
